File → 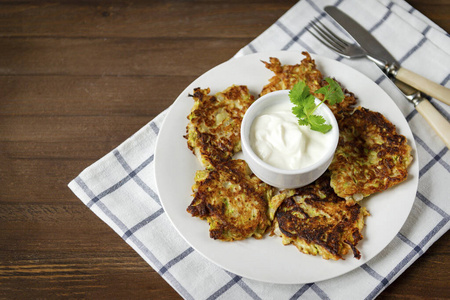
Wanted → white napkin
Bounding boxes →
[69,0,450,299]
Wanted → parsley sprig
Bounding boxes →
[289,78,344,133]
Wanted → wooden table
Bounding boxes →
[1,1,448,298]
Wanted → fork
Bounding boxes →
[307,18,390,71]
[307,18,450,106]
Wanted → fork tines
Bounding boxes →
[307,18,349,53]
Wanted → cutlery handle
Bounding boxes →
[415,99,450,148]
[396,67,450,106]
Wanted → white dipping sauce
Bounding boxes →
[250,101,333,170]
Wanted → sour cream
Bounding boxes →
[250,100,333,170]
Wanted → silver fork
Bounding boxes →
[307,17,450,147]
[307,18,388,70]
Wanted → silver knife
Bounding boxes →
[324,6,450,106]
[394,80,450,148]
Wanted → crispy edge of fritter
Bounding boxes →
[184,85,255,169]
[270,174,369,260]
[260,51,323,97]
[187,159,274,241]
[260,51,357,115]
[329,106,413,204]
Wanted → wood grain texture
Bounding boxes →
[0,1,448,299]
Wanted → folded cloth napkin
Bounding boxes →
[69,0,450,299]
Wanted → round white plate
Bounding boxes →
[154,51,418,284]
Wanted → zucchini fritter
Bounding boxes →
[185,85,255,169]
[260,51,323,97]
[187,159,274,241]
[329,107,413,204]
[260,51,357,115]
[271,174,369,260]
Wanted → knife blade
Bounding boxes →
[394,80,450,148]
[324,6,450,106]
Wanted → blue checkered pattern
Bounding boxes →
[69,0,449,298]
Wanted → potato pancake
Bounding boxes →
[260,51,357,115]
[185,85,255,169]
[187,159,274,241]
[270,173,369,260]
[329,107,413,204]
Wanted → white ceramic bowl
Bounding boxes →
[241,90,339,189]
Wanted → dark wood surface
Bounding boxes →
[1,1,448,299]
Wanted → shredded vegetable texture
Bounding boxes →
[289,78,344,133]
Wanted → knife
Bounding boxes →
[324,6,450,106]
[394,80,450,148]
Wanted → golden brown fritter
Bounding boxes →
[329,107,413,204]
[260,51,357,115]
[270,173,369,260]
[185,85,255,169]
[260,51,323,97]
[187,159,275,241]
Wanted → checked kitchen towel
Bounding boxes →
[69,0,450,299]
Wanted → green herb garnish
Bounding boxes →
[289,78,344,133]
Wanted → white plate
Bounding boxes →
[154,51,418,284]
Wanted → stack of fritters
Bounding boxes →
[185,85,255,169]
[187,159,274,241]
[185,85,274,241]
[184,51,412,261]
